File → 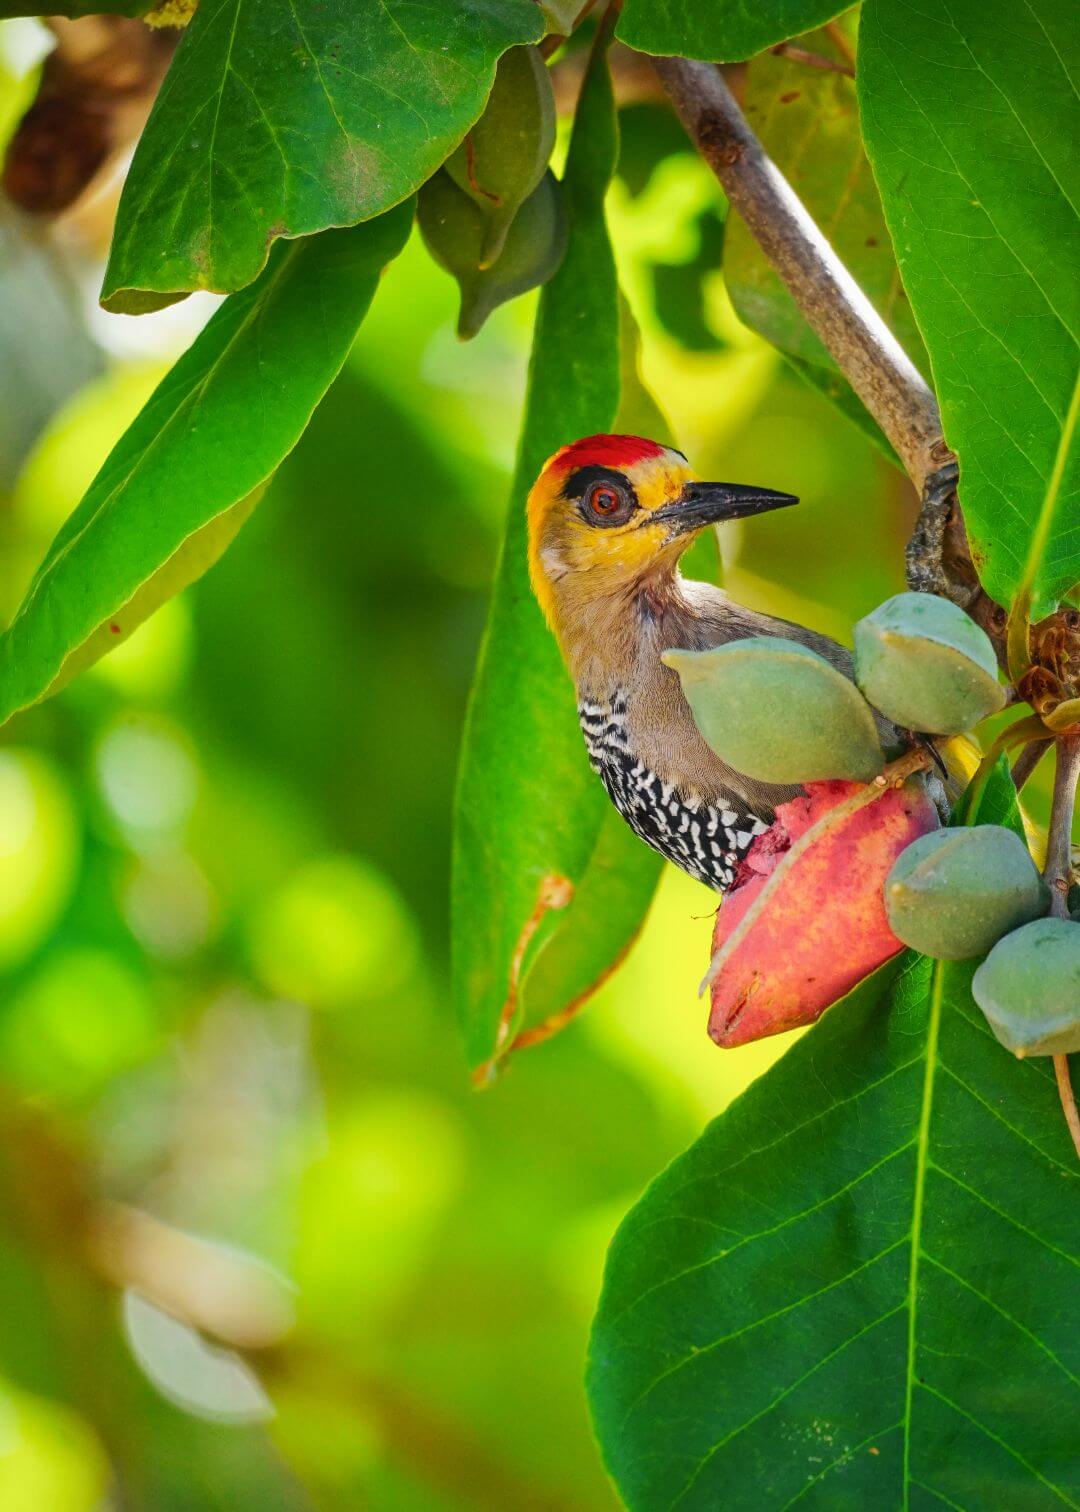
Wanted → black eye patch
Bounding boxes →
[560,465,638,506]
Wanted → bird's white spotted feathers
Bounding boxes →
[578,694,768,892]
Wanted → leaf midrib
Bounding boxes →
[1014,363,1080,613]
[901,955,944,1507]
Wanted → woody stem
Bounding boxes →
[652,56,946,493]
[1045,735,1080,1160]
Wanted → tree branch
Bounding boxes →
[651,57,945,491]
[651,56,1008,653]
[1010,737,1051,794]
[1044,735,1080,919]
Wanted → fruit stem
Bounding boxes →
[1044,736,1080,920]
[1054,1057,1080,1163]
[958,713,1049,823]
[1010,738,1051,794]
[1044,735,1080,1161]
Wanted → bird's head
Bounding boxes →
[527,433,797,634]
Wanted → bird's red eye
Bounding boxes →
[590,486,621,515]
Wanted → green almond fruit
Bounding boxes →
[885,825,1049,960]
[853,591,1005,734]
[418,169,567,340]
[972,918,1080,1057]
[662,637,884,785]
[446,45,556,267]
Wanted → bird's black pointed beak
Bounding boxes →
[649,481,799,536]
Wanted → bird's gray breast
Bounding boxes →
[577,693,768,892]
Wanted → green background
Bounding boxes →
[0,19,1068,1510]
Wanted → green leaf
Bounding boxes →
[516,295,668,1029]
[589,762,1080,1509]
[616,0,848,62]
[101,0,542,313]
[784,353,902,465]
[0,207,412,726]
[859,0,1080,618]
[453,30,658,1073]
[616,293,675,449]
[520,806,663,1034]
[652,205,727,353]
[724,25,928,456]
[537,0,580,34]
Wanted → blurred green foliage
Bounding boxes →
[0,20,1063,1510]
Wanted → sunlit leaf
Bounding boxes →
[589,761,1080,1508]
[101,0,543,312]
[617,0,848,62]
[859,0,1080,616]
[0,206,412,726]
[784,353,901,465]
[652,204,726,353]
[453,29,661,1073]
[515,297,669,1034]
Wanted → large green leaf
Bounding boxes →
[859,0,1080,617]
[0,207,412,726]
[616,0,848,62]
[101,0,542,313]
[724,24,928,461]
[589,764,1080,1509]
[515,299,669,1033]
[453,31,656,1072]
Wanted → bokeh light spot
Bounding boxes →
[95,713,198,840]
[249,854,419,1008]
[122,1291,274,1425]
[0,750,79,973]
[0,1381,108,1512]
[2,948,157,1099]
[297,1090,465,1333]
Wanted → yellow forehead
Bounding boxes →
[527,447,697,629]
[623,453,696,508]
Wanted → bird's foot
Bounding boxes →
[906,459,962,602]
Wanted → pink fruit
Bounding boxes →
[708,777,939,1047]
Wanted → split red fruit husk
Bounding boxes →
[708,776,939,1047]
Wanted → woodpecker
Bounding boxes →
[528,433,871,892]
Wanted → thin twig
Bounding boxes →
[825,18,857,69]
[768,42,854,77]
[1010,737,1051,794]
[651,57,945,491]
[1044,735,1080,1161]
[1044,736,1080,918]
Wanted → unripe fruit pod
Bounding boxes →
[853,591,1005,734]
[972,918,1080,1057]
[446,45,556,267]
[418,168,567,340]
[884,825,1049,960]
[662,637,884,785]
